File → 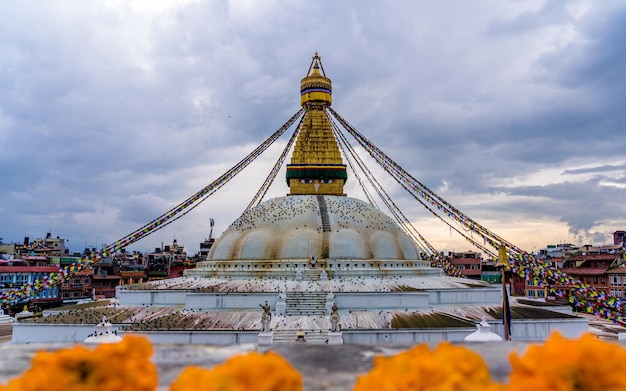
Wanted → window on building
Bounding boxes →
[528,290,535,297]
[601,277,606,284]
[594,277,598,284]
[538,290,545,297]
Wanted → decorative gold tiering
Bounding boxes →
[300,52,332,106]
[287,53,346,196]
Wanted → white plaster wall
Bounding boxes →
[152,290,188,305]
[12,323,123,343]
[343,328,475,344]
[343,317,589,344]
[185,293,278,310]
[11,317,589,344]
[489,318,589,341]
[12,323,259,345]
[116,288,188,306]
[334,292,430,310]
[139,331,258,345]
[116,289,153,306]
[428,288,502,305]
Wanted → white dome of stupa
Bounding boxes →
[208,195,420,261]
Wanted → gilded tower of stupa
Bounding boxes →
[286,52,347,196]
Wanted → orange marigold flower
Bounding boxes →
[508,332,626,391]
[170,351,303,391]
[353,342,504,391]
[4,334,157,391]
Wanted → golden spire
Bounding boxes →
[287,53,346,196]
[300,52,332,106]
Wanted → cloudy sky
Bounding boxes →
[1,0,625,256]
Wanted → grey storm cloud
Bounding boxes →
[0,0,624,254]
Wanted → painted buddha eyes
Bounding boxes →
[321,179,333,184]
[300,179,314,184]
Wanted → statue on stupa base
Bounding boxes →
[330,303,340,332]
[260,301,272,332]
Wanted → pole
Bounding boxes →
[500,266,510,340]
[498,244,511,341]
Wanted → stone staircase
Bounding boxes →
[271,328,329,344]
[317,195,331,258]
[298,268,324,281]
[285,291,327,316]
[316,195,332,233]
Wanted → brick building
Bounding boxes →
[449,251,482,280]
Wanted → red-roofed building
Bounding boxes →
[92,274,121,299]
[59,269,93,302]
[607,265,626,298]
[449,251,482,280]
[0,265,61,307]
[557,253,621,296]
[91,257,121,299]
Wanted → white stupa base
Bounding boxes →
[464,318,503,342]
[84,333,123,344]
[258,331,274,345]
[328,331,343,345]
[83,316,123,344]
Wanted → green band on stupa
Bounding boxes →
[286,164,347,185]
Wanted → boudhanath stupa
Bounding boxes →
[13,54,590,344]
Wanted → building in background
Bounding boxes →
[0,265,62,311]
[449,251,482,280]
[614,230,626,248]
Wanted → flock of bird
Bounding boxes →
[205,194,419,261]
